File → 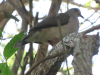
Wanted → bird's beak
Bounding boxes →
[80,14,84,18]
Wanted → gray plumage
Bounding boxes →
[15,8,83,47]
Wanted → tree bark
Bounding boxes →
[72,34,99,75]
[0,0,31,31]
[0,2,14,31]
[25,33,99,75]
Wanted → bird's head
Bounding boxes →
[67,8,84,18]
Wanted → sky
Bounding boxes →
[0,0,100,75]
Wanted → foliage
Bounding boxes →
[0,30,36,74]
[84,0,93,7]
[0,55,1,60]
[7,54,15,69]
[84,0,99,8]
[0,0,99,75]
[0,54,2,62]
[4,32,24,60]
[0,63,13,75]
[95,3,99,7]
[0,32,24,75]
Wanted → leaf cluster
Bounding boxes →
[0,32,24,75]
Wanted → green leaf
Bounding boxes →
[96,3,99,7]
[4,32,24,60]
[0,29,2,37]
[7,54,15,69]
[0,63,13,75]
[0,55,1,60]
[84,0,93,7]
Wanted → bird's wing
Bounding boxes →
[29,12,70,33]
[23,12,70,41]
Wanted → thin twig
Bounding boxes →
[91,16,100,24]
[56,1,66,52]
[38,16,47,20]
[29,0,33,18]
[29,0,32,13]
[0,37,12,40]
[67,0,69,10]
[80,12,95,26]
[82,24,100,34]
[21,56,28,75]
[66,59,70,75]
[20,0,28,15]
[29,43,33,66]
[25,49,71,75]
[34,12,39,25]
[29,0,33,67]
[15,54,23,69]
[70,1,99,11]
[0,53,5,63]
[80,16,100,32]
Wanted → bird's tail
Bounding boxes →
[14,41,23,48]
[14,40,28,48]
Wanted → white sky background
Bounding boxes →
[0,0,100,75]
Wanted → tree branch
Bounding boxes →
[25,39,74,75]
[82,24,100,34]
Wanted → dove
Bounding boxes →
[15,8,84,47]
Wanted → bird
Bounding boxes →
[15,8,84,47]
